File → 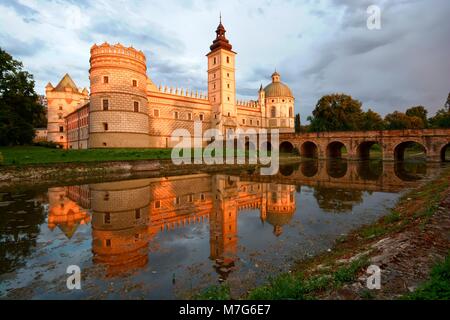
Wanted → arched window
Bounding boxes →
[289,107,293,117]
[271,107,276,118]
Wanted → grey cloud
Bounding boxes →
[0,34,46,57]
[80,21,184,52]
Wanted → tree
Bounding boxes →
[406,106,428,128]
[429,109,450,128]
[445,92,450,111]
[361,108,385,131]
[0,48,44,146]
[308,93,365,132]
[294,113,301,133]
[384,111,425,130]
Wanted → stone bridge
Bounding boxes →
[241,160,439,193]
[277,129,450,162]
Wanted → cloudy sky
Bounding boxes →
[1,0,449,121]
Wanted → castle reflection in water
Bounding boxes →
[46,160,430,279]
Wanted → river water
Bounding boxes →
[0,160,444,299]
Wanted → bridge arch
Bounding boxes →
[357,141,382,160]
[440,143,450,161]
[326,141,348,158]
[327,159,348,179]
[300,141,318,158]
[280,141,295,154]
[393,141,427,161]
[300,160,319,177]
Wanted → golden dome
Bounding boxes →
[264,72,293,98]
[266,210,294,227]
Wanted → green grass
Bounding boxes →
[195,284,231,300]
[0,146,279,166]
[196,256,369,300]
[403,253,450,300]
[0,146,173,165]
[247,257,369,300]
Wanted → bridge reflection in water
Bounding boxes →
[44,160,434,283]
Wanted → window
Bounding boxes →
[200,193,205,201]
[257,120,260,126]
[135,209,141,220]
[103,76,109,84]
[153,109,160,117]
[213,57,216,65]
[104,192,109,201]
[59,106,63,111]
[104,213,111,224]
[226,56,230,63]
[132,79,137,87]
[199,114,204,121]
[242,119,246,125]
[227,96,230,101]
[227,83,230,89]
[271,107,276,118]
[174,111,179,119]
[58,114,63,120]
[102,99,109,111]
[103,122,108,131]
[105,239,111,247]
[187,194,193,202]
[289,107,293,117]
[155,200,161,209]
[227,73,230,77]
[250,119,253,125]
[174,197,180,205]
[187,113,192,120]
[60,136,64,140]
[213,73,216,79]
[213,83,216,89]
[103,142,107,147]
[134,101,139,112]
[227,112,230,117]
[59,126,64,132]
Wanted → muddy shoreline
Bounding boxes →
[0,158,302,191]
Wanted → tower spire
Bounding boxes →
[209,14,233,52]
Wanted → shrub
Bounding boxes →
[33,141,60,149]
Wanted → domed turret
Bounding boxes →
[265,184,296,236]
[264,71,295,133]
[264,71,293,98]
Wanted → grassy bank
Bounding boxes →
[0,146,173,166]
[403,253,450,300]
[195,166,450,300]
[0,146,296,166]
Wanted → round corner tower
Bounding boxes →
[88,43,150,148]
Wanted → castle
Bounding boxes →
[45,19,295,149]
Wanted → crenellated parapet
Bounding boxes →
[90,42,146,73]
[156,84,209,100]
[237,100,259,108]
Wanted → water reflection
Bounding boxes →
[0,160,442,298]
